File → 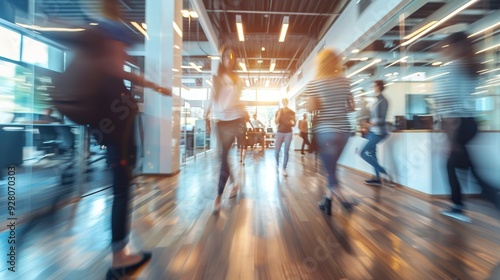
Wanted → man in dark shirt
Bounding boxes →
[275,98,296,176]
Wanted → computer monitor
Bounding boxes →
[413,115,433,129]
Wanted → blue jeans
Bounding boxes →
[216,119,243,195]
[275,132,293,169]
[315,131,349,189]
[360,131,387,179]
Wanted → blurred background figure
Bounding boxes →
[251,114,265,130]
[356,95,370,138]
[298,113,310,155]
[274,98,296,176]
[433,32,500,222]
[237,112,254,165]
[205,46,246,213]
[305,48,355,215]
[359,80,390,186]
[250,113,265,151]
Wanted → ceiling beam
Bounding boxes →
[190,0,220,54]
[206,10,338,16]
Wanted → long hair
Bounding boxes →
[442,32,481,77]
[315,48,344,79]
[213,46,239,100]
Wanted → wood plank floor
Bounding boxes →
[1,148,499,280]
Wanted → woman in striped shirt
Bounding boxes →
[434,32,499,222]
[305,48,356,215]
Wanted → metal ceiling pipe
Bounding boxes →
[190,0,220,54]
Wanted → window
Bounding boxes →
[22,37,49,68]
[0,25,21,61]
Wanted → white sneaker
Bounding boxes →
[229,185,239,198]
[440,209,471,223]
[282,169,288,177]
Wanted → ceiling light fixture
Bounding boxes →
[89,23,98,26]
[173,21,182,38]
[423,72,449,81]
[384,56,408,69]
[270,59,276,72]
[239,62,247,72]
[468,21,500,37]
[402,0,479,47]
[189,62,202,72]
[347,59,382,78]
[481,59,494,64]
[189,11,199,18]
[476,43,500,54]
[403,21,438,40]
[181,10,190,18]
[350,78,364,86]
[15,23,84,32]
[279,16,289,42]
[432,61,443,66]
[351,49,360,54]
[131,22,149,39]
[478,67,500,75]
[236,15,245,41]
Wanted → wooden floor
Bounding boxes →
[1,148,500,280]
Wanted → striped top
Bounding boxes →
[433,59,478,118]
[304,77,353,133]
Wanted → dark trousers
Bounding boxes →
[442,117,497,207]
[360,132,388,179]
[216,119,243,195]
[107,144,133,252]
[300,132,310,153]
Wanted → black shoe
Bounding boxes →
[106,252,152,280]
[318,197,332,215]
[364,179,382,186]
[340,201,354,213]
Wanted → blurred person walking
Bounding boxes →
[298,113,310,155]
[359,80,390,186]
[305,49,356,215]
[275,98,296,176]
[434,32,500,222]
[53,1,172,278]
[205,47,246,214]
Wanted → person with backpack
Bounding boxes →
[52,1,171,278]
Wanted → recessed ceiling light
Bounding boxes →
[351,49,360,54]
[262,47,266,51]
[257,60,263,64]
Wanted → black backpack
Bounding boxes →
[50,28,108,126]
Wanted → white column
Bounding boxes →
[142,0,182,175]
